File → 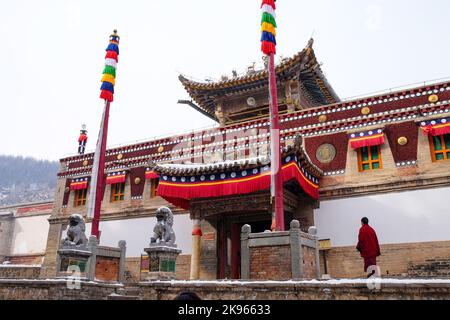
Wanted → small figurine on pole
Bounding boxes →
[78,124,88,154]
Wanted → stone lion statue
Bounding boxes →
[150,207,176,246]
[62,214,88,247]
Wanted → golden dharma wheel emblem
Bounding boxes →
[82,160,88,167]
[428,94,439,103]
[397,137,408,146]
[134,177,141,185]
[318,115,328,123]
[117,153,123,160]
[158,146,164,153]
[316,143,336,164]
[361,107,371,115]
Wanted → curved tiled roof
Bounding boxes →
[179,39,340,121]
[151,137,323,178]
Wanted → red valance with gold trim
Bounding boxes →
[157,156,320,210]
[106,171,127,185]
[420,118,450,136]
[349,129,385,149]
[70,177,89,190]
[145,168,159,180]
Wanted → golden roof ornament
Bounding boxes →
[428,94,439,103]
[361,107,371,115]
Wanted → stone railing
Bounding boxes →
[240,220,320,280]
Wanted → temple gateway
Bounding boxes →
[21,39,449,281]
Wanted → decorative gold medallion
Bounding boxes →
[318,115,328,123]
[82,160,88,167]
[397,137,408,146]
[117,153,123,160]
[158,146,164,153]
[428,94,439,103]
[64,187,70,194]
[361,107,371,115]
[316,143,336,164]
[134,177,141,185]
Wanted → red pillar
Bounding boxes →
[91,101,111,239]
[268,53,285,231]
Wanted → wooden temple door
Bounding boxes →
[230,223,243,279]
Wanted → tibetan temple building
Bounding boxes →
[35,40,450,281]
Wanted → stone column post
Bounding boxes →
[40,218,68,278]
[118,240,127,283]
[289,220,303,280]
[240,224,251,280]
[0,212,14,263]
[190,219,202,280]
[308,226,321,279]
[86,235,98,281]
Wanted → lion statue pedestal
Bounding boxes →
[56,214,127,282]
[143,207,182,280]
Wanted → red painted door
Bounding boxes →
[231,223,242,279]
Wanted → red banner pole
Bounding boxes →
[91,100,110,239]
[268,53,285,231]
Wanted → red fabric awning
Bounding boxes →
[106,171,126,185]
[70,178,89,190]
[421,118,450,136]
[349,130,385,149]
[145,170,159,180]
[157,159,319,210]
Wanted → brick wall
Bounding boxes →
[136,280,450,300]
[5,254,44,265]
[321,241,450,278]
[40,222,66,278]
[0,266,41,279]
[250,245,291,280]
[200,220,217,280]
[176,254,191,280]
[124,254,191,282]
[4,278,450,300]
[0,279,120,300]
[302,246,317,279]
[408,258,450,278]
[0,214,14,261]
[124,257,141,282]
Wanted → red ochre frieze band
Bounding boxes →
[57,82,450,178]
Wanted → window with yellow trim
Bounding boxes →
[74,189,87,207]
[150,178,159,198]
[111,182,125,202]
[429,134,450,162]
[357,145,382,172]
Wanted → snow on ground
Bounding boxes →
[143,278,450,285]
[0,264,41,268]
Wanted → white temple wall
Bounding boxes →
[314,187,450,247]
[10,215,50,255]
[62,213,193,257]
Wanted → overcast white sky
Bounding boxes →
[0,0,449,161]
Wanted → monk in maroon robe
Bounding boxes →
[356,217,381,275]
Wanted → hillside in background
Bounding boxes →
[0,155,58,206]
